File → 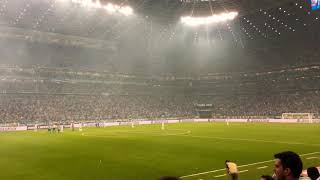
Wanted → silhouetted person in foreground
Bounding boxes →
[273,151,303,180]
[307,167,320,180]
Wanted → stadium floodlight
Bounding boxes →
[181,12,238,26]
[104,3,118,14]
[71,0,133,16]
[119,6,134,16]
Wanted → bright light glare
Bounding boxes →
[71,0,133,16]
[181,12,238,26]
[119,6,134,16]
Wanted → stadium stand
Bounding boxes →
[1,62,320,124]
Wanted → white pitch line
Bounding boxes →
[257,166,268,169]
[214,171,248,178]
[239,170,249,173]
[300,152,320,156]
[180,152,319,178]
[171,134,320,147]
[306,157,320,160]
[80,129,191,138]
[180,168,227,178]
[214,174,226,178]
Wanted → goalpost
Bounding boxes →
[282,113,314,123]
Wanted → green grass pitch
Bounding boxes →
[0,122,319,180]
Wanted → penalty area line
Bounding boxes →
[214,174,226,178]
[214,170,249,178]
[306,157,320,160]
[239,170,249,173]
[257,166,268,169]
[171,134,320,147]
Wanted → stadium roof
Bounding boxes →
[123,0,297,21]
[0,0,319,74]
[0,0,319,58]
[0,0,317,42]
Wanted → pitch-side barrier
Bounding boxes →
[1,118,320,132]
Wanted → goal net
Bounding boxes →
[282,113,314,123]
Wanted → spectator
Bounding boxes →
[307,167,320,180]
[226,160,238,180]
[273,151,303,180]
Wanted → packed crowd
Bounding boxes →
[206,91,320,117]
[1,90,320,123]
[1,64,320,123]
[0,95,195,124]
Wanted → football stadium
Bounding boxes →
[0,0,320,180]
